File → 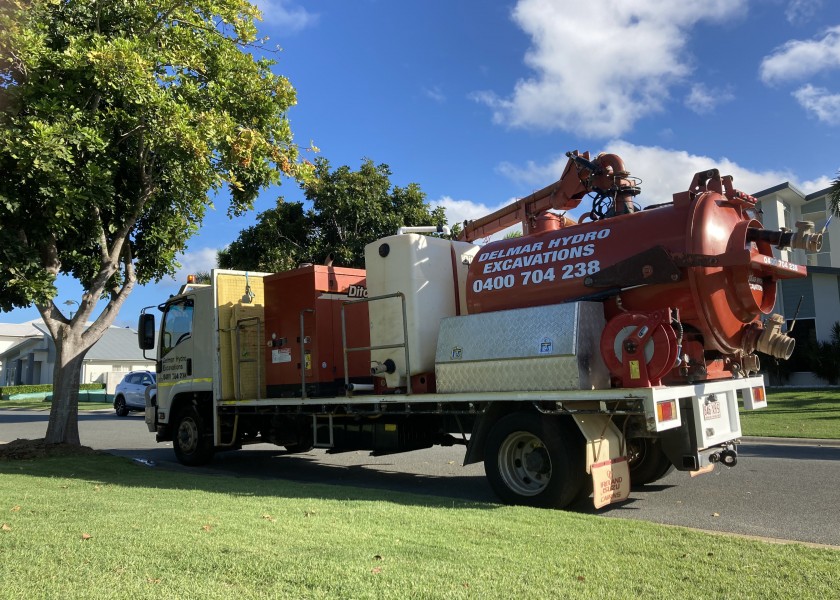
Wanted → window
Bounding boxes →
[161,299,194,357]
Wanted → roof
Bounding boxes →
[0,336,45,360]
[85,326,156,361]
[752,181,833,204]
[0,320,43,339]
[753,181,805,199]
[0,319,155,362]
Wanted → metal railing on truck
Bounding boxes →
[340,292,413,396]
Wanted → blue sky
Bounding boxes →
[5,0,840,326]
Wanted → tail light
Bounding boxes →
[656,399,678,423]
[743,385,768,410]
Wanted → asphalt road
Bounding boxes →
[2,409,839,547]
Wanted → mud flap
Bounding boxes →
[571,413,631,508]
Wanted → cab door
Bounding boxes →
[157,297,195,413]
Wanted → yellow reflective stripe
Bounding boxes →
[157,377,213,389]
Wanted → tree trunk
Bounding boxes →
[44,333,89,445]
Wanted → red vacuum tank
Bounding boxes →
[465,168,811,384]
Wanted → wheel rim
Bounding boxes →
[497,431,552,496]
[116,398,125,412]
[626,438,647,469]
[177,418,199,454]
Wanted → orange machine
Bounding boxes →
[461,152,822,387]
[263,265,371,397]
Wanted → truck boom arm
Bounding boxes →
[457,151,639,242]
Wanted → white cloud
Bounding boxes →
[474,0,746,137]
[799,174,834,193]
[252,0,318,32]
[760,26,840,85]
[785,0,823,25]
[684,83,734,114]
[496,141,829,213]
[601,140,824,200]
[430,196,521,242]
[658,128,675,141]
[167,247,219,285]
[496,159,558,186]
[422,85,446,104]
[431,196,509,228]
[793,84,840,125]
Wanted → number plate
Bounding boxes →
[703,397,722,421]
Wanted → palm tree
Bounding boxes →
[193,270,212,284]
[830,171,840,216]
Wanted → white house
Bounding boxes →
[0,321,45,384]
[0,320,156,393]
[754,182,840,384]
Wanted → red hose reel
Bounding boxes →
[600,309,679,387]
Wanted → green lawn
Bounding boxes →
[741,389,840,439]
[0,399,114,411]
[0,454,836,599]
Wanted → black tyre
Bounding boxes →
[114,395,129,417]
[172,405,215,466]
[484,412,585,509]
[627,437,674,487]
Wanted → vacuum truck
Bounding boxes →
[138,151,822,509]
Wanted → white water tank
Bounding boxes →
[364,234,479,388]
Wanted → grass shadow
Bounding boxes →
[0,448,502,512]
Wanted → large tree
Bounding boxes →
[0,0,312,444]
[218,157,453,271]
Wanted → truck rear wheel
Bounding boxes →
[173,406,215,466]
[627,437,674,487]
[484,413,584,509]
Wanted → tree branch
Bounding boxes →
[105,130,158,265]
[36,299,70,340]
[145,1,190,35]
[82,243,136,348]
[117,123,145,144]
[92,206,111,265]
[39,232,61,277]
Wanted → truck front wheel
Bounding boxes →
[484,413,584,509]
[173,406,215,466]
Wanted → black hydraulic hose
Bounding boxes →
[746,227,794,248]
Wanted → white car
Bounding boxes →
[114,371,156,416]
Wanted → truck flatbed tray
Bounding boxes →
[217,375,764,408]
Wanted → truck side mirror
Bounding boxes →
[138,313,156,350]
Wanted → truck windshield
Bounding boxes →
[161,299,194,357]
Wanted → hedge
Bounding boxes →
[0,383,104,396]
